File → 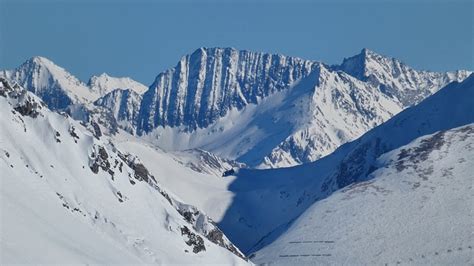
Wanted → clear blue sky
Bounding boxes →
[0,0,472,85]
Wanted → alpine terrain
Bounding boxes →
[0,48,472,265]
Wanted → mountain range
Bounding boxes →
[1,48,472,265]
[1,48,470,169]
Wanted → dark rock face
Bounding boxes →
[1,78,43,118]
[13,100,40,118]
[69,126,80,143]
[222,168,235,177]
[91,121,102,138]
[180,226,206,253]
[89,145,111,174]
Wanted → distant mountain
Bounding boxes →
[0,57,147,110]
[0,78,248,264]
[135,48,470,168]
[335,48,470,106]
[88,73,148,96]
[94,88,144,133]
[1,49,470,168]
[137,47,317,132]
[0,56,93,109]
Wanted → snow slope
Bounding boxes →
[253,124,474,265]
[213,74,474,252]
[0,78,248,264]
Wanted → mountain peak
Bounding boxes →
[30,55,50,64]
[360,48,379,57]
[88,73,148,95]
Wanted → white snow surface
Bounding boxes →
[253,124,474,265]
[88,73,148,95]
[0,81,249,265]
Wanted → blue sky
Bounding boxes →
[0,0,472,85]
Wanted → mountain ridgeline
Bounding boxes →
[137,47,318,132]
[1,48,470,168]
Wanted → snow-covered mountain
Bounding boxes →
[209,74,474,253]
[137,47,317,132]
[335,48,470,106]
[94,89,144,133]
[1,50,472,265]
[0,78,248,264]
[0,56,94,109]
[88,73,148,96]
[0,57,147,110]
[137,48,469,168]
[2,49,469,168]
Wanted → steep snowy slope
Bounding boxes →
[137,48,470,168]
[213,74,474,252]
[0,78,248,264]
[252,124,474,265]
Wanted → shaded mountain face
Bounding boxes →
[94,89,143,133]
[0,78,248,264]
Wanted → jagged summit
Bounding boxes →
[335,48,391,80]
